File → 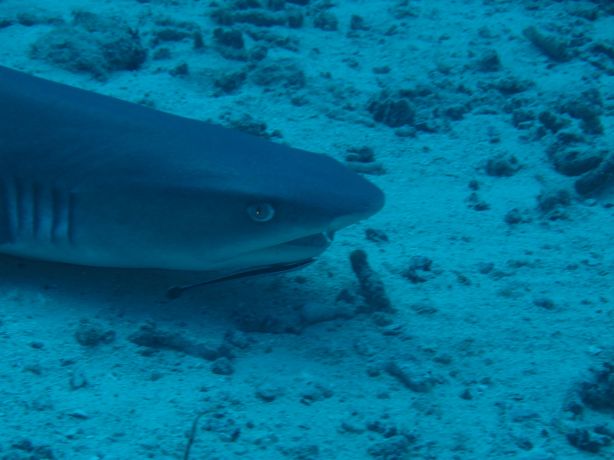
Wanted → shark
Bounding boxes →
[0,65,384,290]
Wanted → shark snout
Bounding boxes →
[322,167,385,232]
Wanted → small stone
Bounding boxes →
[211,357,234,375]
[350,15,369,31]
[75,320,116,347]
[213,28,244,49]
[255,384,284,402]
[365,228,389,243]
[313,11,338,31]
[214,70,247,93]
[575,155,614,196]
[567,428,611,453]
[287,11,304,28]
[300,381,333,405]
[505,208,532,225]
[367,435,412,459]
[368,93,415,128]
[537,189,571,214]
[169,62,189,76]
[350,250,393,313]
[386,362,439,393]
[523,26,572,62]
[486,153,521,177]
[578,362,614,411]
[475,49,501,72]
[70,369,88,390]
[533,297,555,310]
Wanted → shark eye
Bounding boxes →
[247,202,275,222]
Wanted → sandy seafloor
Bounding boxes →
[0,0,613,459]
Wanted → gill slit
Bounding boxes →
[1,177,75,245]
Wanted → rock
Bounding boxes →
[214,70,247,93]
[366,419,400,437]
[129,323,231,361]
[74,320,115,347]
[169,62,189,76]
[10,439,55,459]
[279,444,320,459]
[538,110,569,133]
[533,297,555,310]
[255,384,284,402]
[212,8,289,27]
[233,310,302,334]
[402,255,434,283]
[345,146,386,175]
[17,11,63,26]
[153,47,172,60]
[345,146,375,163]
[486,153,521,177]
[31,11,146,79]
[550,146,604,177]
[475,49,502,72]
[287,10,304,28]
[561,89,604,135]
[365,228,389,243]
[523,26,572,62]
[575,154,614,196]
[368,93,415,128]
[410,302,438,315]
[578,362,614,411]
[493,75,533,95]
[340,417,365,434]
[503,208,533,225]
[350,250,393,313]
[313,11,338,31]
[0,17,15,29]
[300,381,333,405]
[511,109,536,129]
[536,189,571,214]
[251,60,306,88]
[213,28,244,49]
[385,362,440,393]
[299,301,354,326]
[211,357,234,375]
[567,427,611,453]
[224,113,272,138]
[367,435,413,459]
[151,27,192,44]
[444,104,469,121]
[69,369,88,390]
[350,14,369,31]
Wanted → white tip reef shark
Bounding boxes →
[0,65,384,290]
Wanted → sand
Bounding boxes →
[0,0,613,459]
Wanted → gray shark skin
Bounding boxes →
[0,65,384,278]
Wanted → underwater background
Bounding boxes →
[0,0,613,459]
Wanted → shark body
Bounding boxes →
[0,66,384,279]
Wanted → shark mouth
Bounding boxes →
[166,257,316,299]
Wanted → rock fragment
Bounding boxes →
[31,11,146,79]
[523,26,572,62]
[129,323,231,361]
[74,320,115,347]
[350,250,393,313]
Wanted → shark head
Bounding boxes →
[192,142,385,277]
[143,131,385,277]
